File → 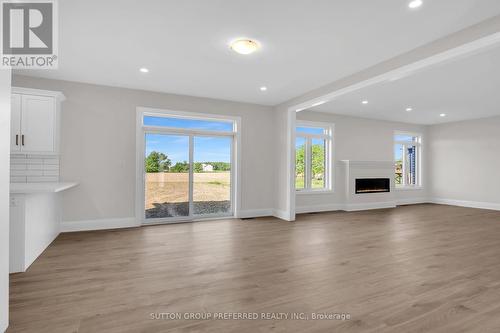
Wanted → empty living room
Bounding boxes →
[2,1,500,332]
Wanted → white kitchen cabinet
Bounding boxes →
[10,93,21,152]
[11,87,65,154]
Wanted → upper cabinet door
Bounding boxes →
[11,94,21,152]
[20,95,56,153]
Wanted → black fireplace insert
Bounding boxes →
[355,178,390,194]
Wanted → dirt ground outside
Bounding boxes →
[145,172,231,218]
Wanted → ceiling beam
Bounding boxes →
[279,14,500,112]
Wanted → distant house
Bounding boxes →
[202,163,213,172]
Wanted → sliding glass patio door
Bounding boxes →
[142,125,234,223]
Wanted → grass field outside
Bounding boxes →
[145,171,231,218]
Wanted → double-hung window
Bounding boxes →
[394,132,422,188]
[295,122,333,192]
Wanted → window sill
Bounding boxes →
[395,186,424,191]
[296,189,335,195]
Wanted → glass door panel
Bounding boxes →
[144,133,189,219]
[193,136,232,216]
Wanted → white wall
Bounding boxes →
[429,116,500,208]
[0,70,12,332]
[296,111,428,212]
[12,75,276,223]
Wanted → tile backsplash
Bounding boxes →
[10,154,60,183]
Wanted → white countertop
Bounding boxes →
[10,182,78,194]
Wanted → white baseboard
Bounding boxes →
[344,201,397,212]
[296,204,343,214]
[296,199,428,214]
[430,198,500,211]
[237,209,274,218]
[273,209,293,221]
[396,197,429,206]
[61,217,140,232]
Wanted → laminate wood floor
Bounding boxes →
[8,204,500,332]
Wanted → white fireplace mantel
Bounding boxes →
[341,160,396,211]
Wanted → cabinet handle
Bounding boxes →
[15,134,18,146]
[21,135,24,146]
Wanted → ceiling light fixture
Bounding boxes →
[440,113,447,117]
[260,86,268,91]
[311,101,326,107]
[406,107,413,112]
[362,100,368,105]
[139,68,149,73]
[408,0,423,9]
[230,39,260,55]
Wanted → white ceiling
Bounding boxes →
[16,0,500,105]
[311,44,500,125]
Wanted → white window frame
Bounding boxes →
[394,131,422,189]
[295,121,334,194]
[135,107,241,225]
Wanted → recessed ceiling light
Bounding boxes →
[260,86,267,91]
[311,100,326,107]
[139,68,149,73]
[408,0,423,9]
[230,39,260,55]
[406,107,413,112]
[362,100,368,105]
[440,113,447,117]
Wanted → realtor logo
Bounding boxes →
[1,0,58,68]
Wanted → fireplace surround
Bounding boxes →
[342,160,396,211]
[355,178,390,194]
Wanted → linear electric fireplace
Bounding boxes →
[355,178,390,194]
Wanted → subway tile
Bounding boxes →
[10,176,27,183]
[43,158,60,165]
[43,164,59,170]
[27,176,59,183]
[43,170,59,176]
[27,164,44,170]
[11,164,27,170]
[27,154,56,159]
[11,170,28,176]
[10,158,28,165]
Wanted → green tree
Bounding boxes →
[171,161,189,173]
[194,162,203,173]
[145,151,171,173]
[311,144,325,178]
[296,144,305,175]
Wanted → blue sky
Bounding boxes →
[144,116,233,131]
[144,117,232,164]
[145,134,231,164]
[394,144,403,160]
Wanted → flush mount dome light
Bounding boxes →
[409,0,423,9]
[230,39,260,55]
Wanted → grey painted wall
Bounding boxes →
[13,75,277,222]
[429,116,500,204]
